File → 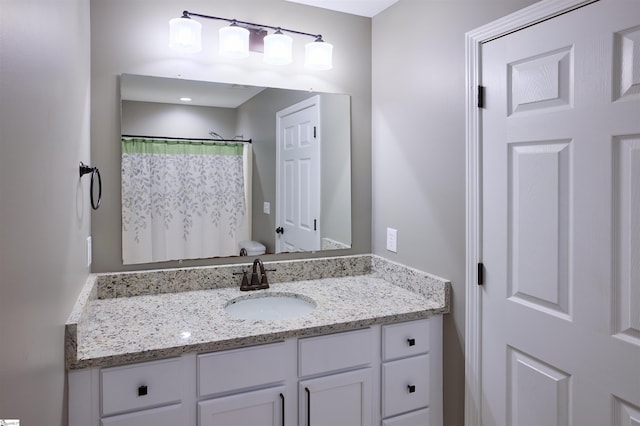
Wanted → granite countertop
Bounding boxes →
[66,255,450,370]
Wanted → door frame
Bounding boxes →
[464,1,598,424]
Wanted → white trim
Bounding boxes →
[464,1,598,425]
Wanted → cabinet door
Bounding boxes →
[198,386,286,426]
[299,368,372,426]
[101,403,184,426]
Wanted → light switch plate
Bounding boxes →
[86,236,92,267]
[263,202,271,215]
[386,228,397,253]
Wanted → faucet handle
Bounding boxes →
[260,273,270,288]
[235,270,252,291]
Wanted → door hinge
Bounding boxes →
[477,262,484,285]
[477,85,485,108]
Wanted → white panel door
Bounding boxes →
[276,96,321,253]
[481,1,640,425]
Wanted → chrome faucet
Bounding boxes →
[237,258,274,291]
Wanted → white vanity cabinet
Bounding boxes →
[68,317,443,426]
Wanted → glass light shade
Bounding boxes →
[263,32,293,65]
[219,25,250,58]
[304,40,333,70]
[169,17,202,53]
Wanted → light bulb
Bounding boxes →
[219,24,250,59]
[263,31,293,65]
[169,16,202,53]
[304,39,333,70]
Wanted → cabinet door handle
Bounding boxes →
[305,387,311,425]
[280,393,285,426]
[408,384,416,393]
[407,338,416,346]
[137,385,148,396]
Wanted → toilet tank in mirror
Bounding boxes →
[120,74,351,265]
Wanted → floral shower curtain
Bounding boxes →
[121,138,249,264]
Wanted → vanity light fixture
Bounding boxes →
[169,11,333,70]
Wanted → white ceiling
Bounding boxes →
[121,75,266,108]
[285,0,399,17]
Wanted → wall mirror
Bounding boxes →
[120,74,352,265]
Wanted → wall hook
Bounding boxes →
[79,162,102,210]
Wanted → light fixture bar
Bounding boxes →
[180,11,325,42]
[171,11,333,70]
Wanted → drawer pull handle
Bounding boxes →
[408,384,416,393]
[280,393,285,426]
[407,338,416,346]
[137,385,148,397]
[305,387,311,425]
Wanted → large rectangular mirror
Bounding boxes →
[120,74,351,264]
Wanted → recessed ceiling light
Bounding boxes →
[180,97,192,102]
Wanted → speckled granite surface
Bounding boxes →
[66,255,450,370]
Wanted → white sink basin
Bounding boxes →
[225,293,316,320]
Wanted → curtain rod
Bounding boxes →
[122,135,252,144]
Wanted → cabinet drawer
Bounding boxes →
[382,319,430,361]
[382,354,430,418]
[101,358,184,417]
[198,342,288,397]
[101,403,184,426]
[298,328,373,377]
[382,408,430,426]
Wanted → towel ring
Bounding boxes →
[79,162,102,210]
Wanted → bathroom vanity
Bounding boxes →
[66,255,450,426]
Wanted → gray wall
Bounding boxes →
[0,0,91,424]
[91,0,372,272]
[121,101,238,139]
[320,95,352,247]
[371,1,539,425]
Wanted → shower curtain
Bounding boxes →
[121,138,250,264]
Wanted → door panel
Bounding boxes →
[613,135,640,344]
[508,46,573,115]
[507,348,570,426]
[480,1,640,425]
[614,26,640,101]
[508,141,571,319]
